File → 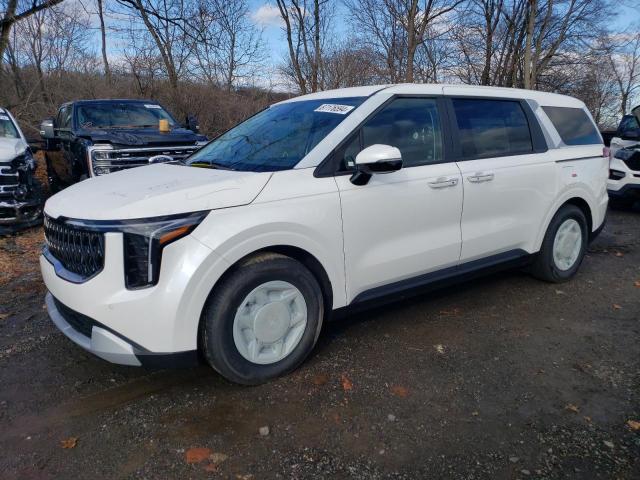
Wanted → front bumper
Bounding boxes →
[0,196,43,234]
[607,182,640,200]
[45,292,198,368]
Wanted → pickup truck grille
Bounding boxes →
[91,145,198,176]
[44,215,105,279]
[0,164,19,197]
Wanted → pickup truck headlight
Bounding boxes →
[121,211,209,289]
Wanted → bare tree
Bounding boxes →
[276,0,332,93]
[1,0,65,61]
[345,0,465,83]
[608,31,640,115]
[192,0,265,91]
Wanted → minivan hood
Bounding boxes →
[44,164,272,221]
[0,138,27,162]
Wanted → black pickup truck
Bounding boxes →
[40,99,208,190]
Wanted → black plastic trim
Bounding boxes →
[556,156,603,163]
[51,293,200,368]
[349,249,532,307]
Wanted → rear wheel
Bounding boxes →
[531,204,588,283]
[201,253,324,385]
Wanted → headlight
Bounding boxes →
[88,145,114,176]
[120,211,209,289]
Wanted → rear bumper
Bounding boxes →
[45,292,198,368]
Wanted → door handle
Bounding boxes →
[467,172,494,183]
[428,177,459,188]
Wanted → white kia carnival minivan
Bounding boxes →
[41,84,608,384]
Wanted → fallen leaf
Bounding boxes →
[210,452,228,464]
[236,475,254,480]
[612,304,622,310]
[583,416,592,423]
[341,374,353,391]
[185,447,211,464]
[626,420,640,431]
[312,373,329,386]
[434,344,445,354]
[634,281,640,288]
[471,411,479,416]
[0,313,9,320]
[60,437,78,449]
[203,463,218,472]
[614,251,624,257]
[390,385,409,398]
[565,403,579,413]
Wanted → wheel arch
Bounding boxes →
[534,193,595,252]
[193,244,335,356]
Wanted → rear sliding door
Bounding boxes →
[444,94,554,262]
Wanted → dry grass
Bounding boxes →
[0,227,45,289]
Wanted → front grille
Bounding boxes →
[52,296,94,338]
[0,165,19,196]
[44,215,105,278]
[622,151,640,171]
[91,145,198,176]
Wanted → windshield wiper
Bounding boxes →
[189,160,235,170]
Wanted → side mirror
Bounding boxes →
[185,114,199,133]
[40,118,55,139]
[350,144,402,185]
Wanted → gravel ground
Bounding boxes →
[0,206,638,479]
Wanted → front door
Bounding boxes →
[334,97,463,302]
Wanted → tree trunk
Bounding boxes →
[0,0,18,62]
[97,0,111,85]
[523,0,537,90]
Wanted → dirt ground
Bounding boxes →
[0,206,638,479]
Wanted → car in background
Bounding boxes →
[0,107,43,234]
[40,99,208,191]
[608,105,640,205]
[40,84,607,384]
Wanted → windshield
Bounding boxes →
[0,113,20,139]
[77,103,176,129]
[185,97,365,172]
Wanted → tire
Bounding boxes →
[201,253,324,385]
[531,204,588,283]
[44,153,62,194]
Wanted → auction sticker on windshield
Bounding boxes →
[0,115,9,121]
[144,104,162,109]
[314,104,355,114]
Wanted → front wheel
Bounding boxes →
[531,204,588,283]
[200,253,324,385]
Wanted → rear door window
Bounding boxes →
[542,106,601,145]
[452,99,533,158]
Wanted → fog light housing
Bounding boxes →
[609,169,625,180]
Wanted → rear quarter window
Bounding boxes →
[542,106,601,146]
